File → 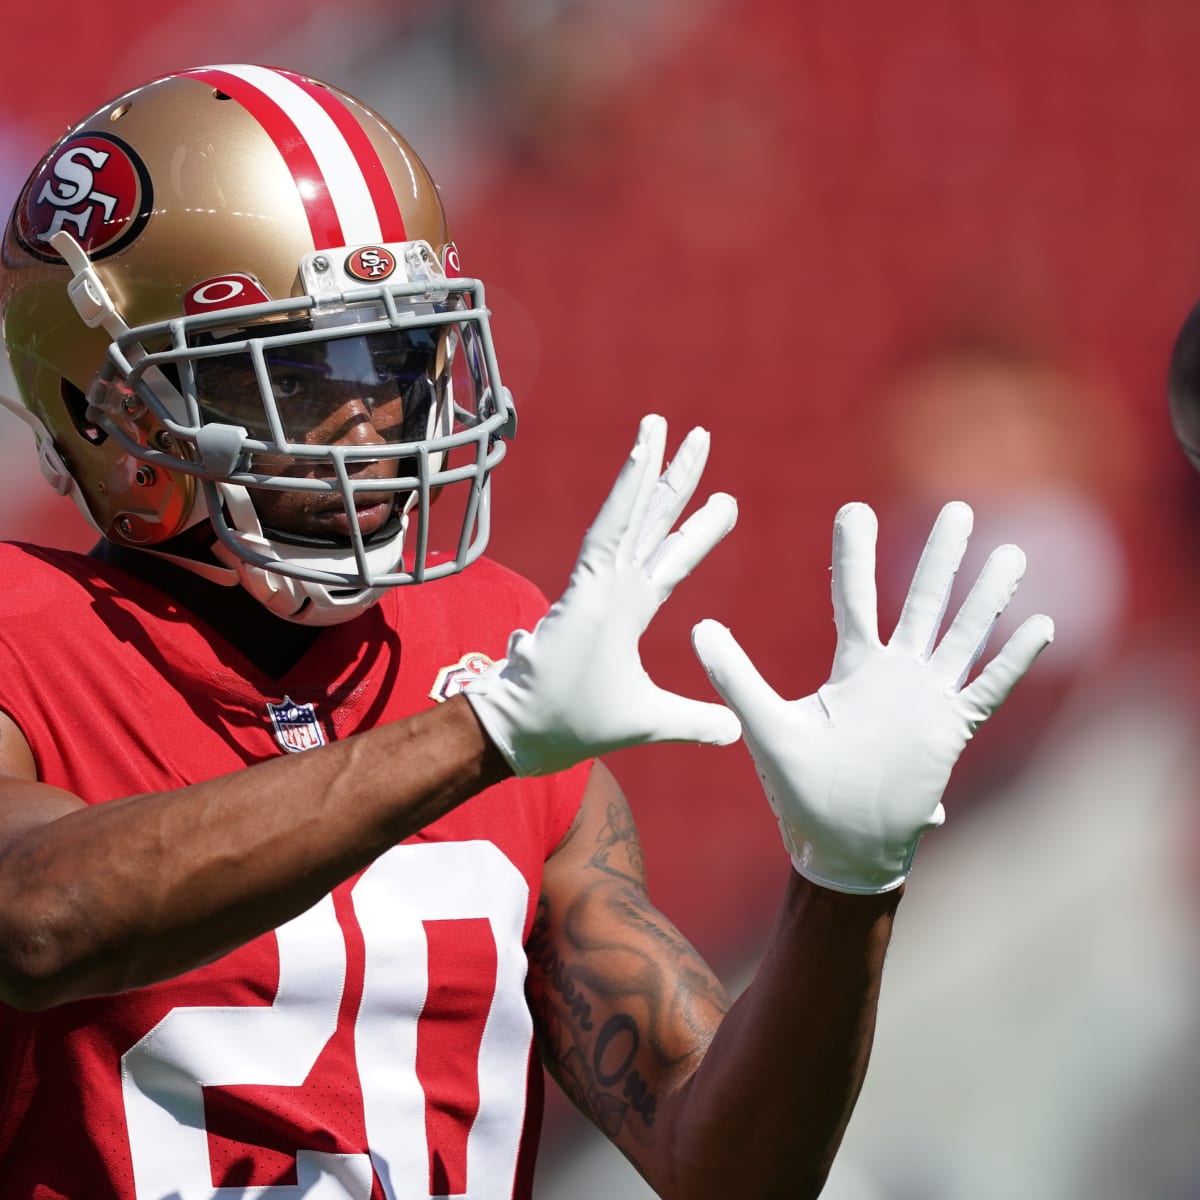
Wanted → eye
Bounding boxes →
[273,374,304,400]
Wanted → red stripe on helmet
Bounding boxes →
[275,68,408,244]
[180,66,346,248]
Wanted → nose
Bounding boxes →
[305,387,393,448]
[300,387,407,494]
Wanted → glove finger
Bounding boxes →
[581,414,667,565]
[645,492,738,596]
[831,502,881,648]
[930,543,1026,688]
[618,415,670,567]
[960,613,1055,715]
[691,618,783,728]
[634,426,711,566]
[891,501,973,657]
[645,687,743,747]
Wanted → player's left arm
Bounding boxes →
[530,761,895,1200]
[531,499,1053,1198]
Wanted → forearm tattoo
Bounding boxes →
[527,801,730,1143]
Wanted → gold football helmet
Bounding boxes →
[0,65,515,624]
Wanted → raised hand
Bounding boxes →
[467,414,741,776]
[692,501,1054,893]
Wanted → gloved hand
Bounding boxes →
[692,501,1054,894]
[466,414,741,776]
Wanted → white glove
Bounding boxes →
[692,501,1055,894]
[466,414,742,776]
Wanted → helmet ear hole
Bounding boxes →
[61,380,107,446]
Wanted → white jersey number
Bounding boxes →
[122,841,531,1200]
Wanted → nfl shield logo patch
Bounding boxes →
[267,696,327,754]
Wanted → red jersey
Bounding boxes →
[0,543,588,1200]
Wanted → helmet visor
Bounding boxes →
[193,325,441,446]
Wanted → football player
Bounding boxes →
[0,65,1052,1199]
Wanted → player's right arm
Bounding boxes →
[0,415,736,1010]
[0,693,512,1009]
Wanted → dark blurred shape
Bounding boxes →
[1168,298,1200,471]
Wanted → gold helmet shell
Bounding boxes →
[0,65,515,623]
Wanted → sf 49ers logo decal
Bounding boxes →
[345,245,396,281]
[13,132,153,262]
[430,652,495,702]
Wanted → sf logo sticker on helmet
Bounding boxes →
[345,246,396,281]
[13,132,152,263]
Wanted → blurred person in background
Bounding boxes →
[813,324,1200,1200]
[864,328,1137,805]
[0,64,1053,1200]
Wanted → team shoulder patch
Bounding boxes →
[267,696,327,754]
[430,652,495,702]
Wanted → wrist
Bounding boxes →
[790,854,906,895]
[788,838,917,896]
[785,863,907,917]
[443,694,517,788]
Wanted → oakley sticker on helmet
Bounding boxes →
[13,132,152,263]
[345,246,396,281]
[184,274,274,316]
[443,243,462,277]
[430,652,495,702]
[267,696,327,754]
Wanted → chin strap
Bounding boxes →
[207,484,321,619]
[38,229,186,520]
[49,230,132,342]
[207,483,394,625]
[0,390,75,496]
[2,238,94,497]
[142,547,241,588]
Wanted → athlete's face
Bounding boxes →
[248,388,404,541]
[195,330,438,539]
